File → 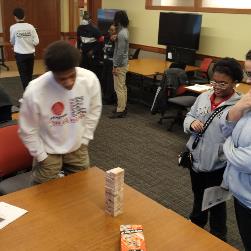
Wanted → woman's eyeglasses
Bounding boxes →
[210,80,230,89]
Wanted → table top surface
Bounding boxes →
[235,82,251,94]
[129,58,200,76]
[0,167,236,251]
[186,83,251,95]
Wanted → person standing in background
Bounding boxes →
[109,10,129,119]
[77,11,103,73]
[10,8,39,90]
[243,50,251,84]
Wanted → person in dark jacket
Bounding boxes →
[101,24,116,104]
[77,11,103,74]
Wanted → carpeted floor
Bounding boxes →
[1,76,244,250]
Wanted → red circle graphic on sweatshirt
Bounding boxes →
[51,102,64,116]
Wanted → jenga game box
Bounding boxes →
[120,225,146,251]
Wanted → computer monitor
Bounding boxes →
[158,12,202,50]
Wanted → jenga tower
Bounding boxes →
[105,167,124,216]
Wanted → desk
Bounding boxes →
[186,83,251,95]
[0,167,236,251]
[127,58,199,106]
[0,42,10,71]
[235,83,251,94]
[129,58,199,76]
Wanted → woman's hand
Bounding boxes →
[235,89,251,110]
[191,120,204,132]
[228,89,251,121]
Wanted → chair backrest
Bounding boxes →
[161,68,188,97]
[0,123,32,178]
[151,68,188,114]
[199,57,213,73]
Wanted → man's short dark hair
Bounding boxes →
[13,8,24,19]
[44,41,81,72]
[114,11,129,27]
[246,50,251,60]
[83,11,91,21]
[212,57,243,82]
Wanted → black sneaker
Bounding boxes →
[112,107,128,114]
[109,111,126,119]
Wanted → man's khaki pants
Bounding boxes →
[113,65,128,112]
[31,144,90,184]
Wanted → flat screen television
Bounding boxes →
[158,12,202,50]
[97,9,120,35]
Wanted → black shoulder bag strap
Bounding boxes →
[192,105,229,150]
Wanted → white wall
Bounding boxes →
[0,1,3,33]
[61,0,69,32]
[102,0,251,60]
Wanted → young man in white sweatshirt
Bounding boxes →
[10,8,39,90]
[19,41,102,184]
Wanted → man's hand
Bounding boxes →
[191,120,204,133]
[110,34,117,41]
[112,67,118,76]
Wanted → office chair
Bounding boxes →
[151,68,196,131]
[159,95,196,131]
[189,57,213,84]
[0,121,33,195]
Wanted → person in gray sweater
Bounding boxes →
[184,58,243,241]
[221,88,251,250]
[109,11,129,119]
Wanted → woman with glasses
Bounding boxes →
[221,87,251,250]
[183,58,243,241]
[244,50,251,84]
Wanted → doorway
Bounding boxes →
[1,0,60,60]
[69,0,102,32]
